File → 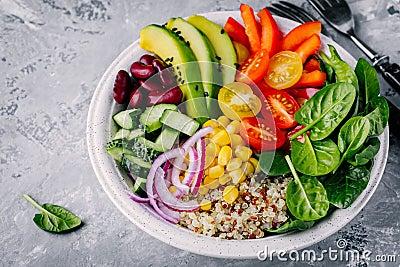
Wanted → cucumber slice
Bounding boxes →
[160,109,200,136]
[156,127,180,150]
[106,139,134,162]
[140,104,178,133]
[127,128,145,140]
[121,154,152,178]
[112,128,131,140]
[113,109,142,129]
[132,176,147,197]
[138,137,166,152]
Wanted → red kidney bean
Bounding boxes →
[147,87,183,105]
[130,61,156,79]
[129,88,145,108]
[113,70,132,104]
[152,59,176,87]
[139,54,156,65]
[139,78,163,92]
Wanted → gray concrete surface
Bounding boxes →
[1,0,399,266]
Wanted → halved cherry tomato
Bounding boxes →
[291,70,326,89]
[257,8,282,56]
[218,82,262,120]
[286,87,320,106]
[236,49,270,84]
[240,117,286,151]
[261,88,300,129]
[295,34,321,64]
[240,4,262,53]
[280,21,322,51]
[264,51,303,89]
[224,17,250,48]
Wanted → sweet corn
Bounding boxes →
[218,146,232,166]
[198,183,209,195]
[205,155,215,168]
[202,119,219,129]
[230,133,245,148]
[211,129,231,147]
[206,178,220,189]
[209,127,222,138]
[219,174,232,185]
[226,157,242,171]
[209,165,225,178]
[249,157,261,173]
[226,120,242,134]
[223,185,239,204]
[169,185,177,194]
[200,199,212,210]
[235,145,252,162]
[206,142,220,159]
[242,161,255,176]
[229,168,246,184]
[217,115,231,128]
[203,175,216,185]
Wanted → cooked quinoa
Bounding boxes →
[179,174,293,239]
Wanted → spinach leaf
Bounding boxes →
[348,137,380,166]
[364,96,389,136]
[291,82,356,141]
[291,134,340,176]
[324,164,370,209]
[285,155,330,221]
[355,58,380,109]
[267,219,315,234]
[259,151,290,176]
[23,194,82,233]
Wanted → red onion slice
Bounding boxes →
[158,201,180,222]
[127,192,149,203]
[191,137,206,195]
[181,146,199,187]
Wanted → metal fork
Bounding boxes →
[307,0,400,93]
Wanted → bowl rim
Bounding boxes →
[86,11,389,259]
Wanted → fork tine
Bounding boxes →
[308,0,327,12]
[271,3,309,23]
[268,6,305,24]
[279,1,319,22]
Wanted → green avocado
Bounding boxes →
[166,17,222,109]
[139,24,209,123]
[187,15,237,85]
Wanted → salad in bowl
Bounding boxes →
[87,4,389,257]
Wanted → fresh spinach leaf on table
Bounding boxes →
[355,58,380,110]
[348,137,380,166]
[364,96,389,136]
[291,82,356,141]
[267,219,315,234]
[324,163,370,209]
[23,194,82,233]
[291,134,340,176]
[259,150,290,176]
[284,155,329,221]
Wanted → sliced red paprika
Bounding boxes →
[304,57,321,72]
[295,34,321,64]
[236,49,269,84]
[224,17,250,48]
[286,87,320,106]
[290,70,326,89]
[240,4,262,53]
[280,21,322,51]
[257,8,282,56]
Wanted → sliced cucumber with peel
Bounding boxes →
[113,109,142,129]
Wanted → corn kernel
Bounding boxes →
[211,158,219,167]
[229,168,246,184]
[203,119,219,129]
[204,168,209,176]
[209,127,222,138]
[235,145,252,162]
[209,165,225,178]
[223,185,239,204]
[219,174,231,185]
[242,161,255,176]
[203,175,215,185]
[200,199,212,210]
[198,183,209,195]
[179,175,184,182]
[218,145,232,166]
[169,185,177,193]
[205,155,215,168]
[206,178,220,189]
[226,157,242,171]
[211,129,231,147]
[206,142,220,159]
[249,157,261,173]
[217,115,231,128]
[226,120,242,134]
[230,133,245,148]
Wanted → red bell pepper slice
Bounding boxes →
[224,17,250,48]
[257,8,282,56]
[290,70,326,89]
[280,21,322,51]
[240,4,261,53]
[295,34,321,64]
[304,57,321,72]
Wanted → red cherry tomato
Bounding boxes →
[261,88,300,129]
[236,49,270,84]
[240,117,286,151]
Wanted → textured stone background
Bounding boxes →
[1,0,399,266]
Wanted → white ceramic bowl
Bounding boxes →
[86,11,389,259]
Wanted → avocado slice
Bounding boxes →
[187,15,237,85]
[166,17,222,109]
[140,24,209,123]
